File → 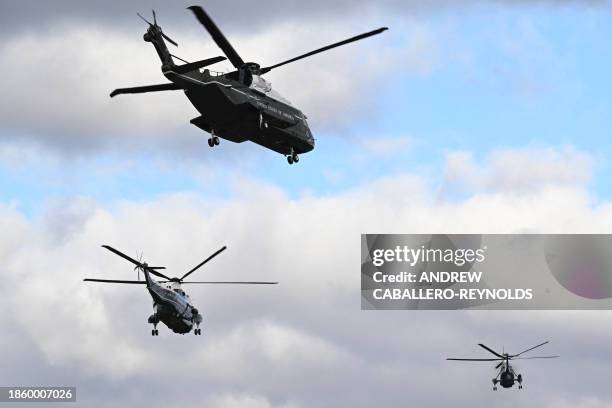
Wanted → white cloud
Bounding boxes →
[195,320,357,384]
[0,27,195,145]
[442,146,593,195]
[41,197,97,244]
[1,148,612,405]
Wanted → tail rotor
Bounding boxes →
[135,251,144,281]
[138,10,178,47]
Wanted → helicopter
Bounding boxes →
[110,6,388,164]
[446,341,559,390]
[83,245,277,336]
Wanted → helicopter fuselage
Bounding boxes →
[494,362,523,389]
[498,370,515,388]
[162,66,315,157]
[146,276,202,334]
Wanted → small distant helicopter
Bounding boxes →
[110,6,388,164]
[84,245,277,336]
[447,341,559,390]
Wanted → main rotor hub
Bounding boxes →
[243,62,261,75]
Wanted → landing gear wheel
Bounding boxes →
[519,385,523,389]
[286,147,299,164]
[208,134,220,147]
[152,329,155,336]
[493,386,497,391]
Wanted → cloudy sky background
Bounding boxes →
[1,0,612,407]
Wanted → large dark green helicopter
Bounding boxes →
[110,6,387,164]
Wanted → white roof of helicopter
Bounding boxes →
[156,279,191,300]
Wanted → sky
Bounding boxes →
[1,0,612,407]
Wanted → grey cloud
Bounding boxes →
[1,170,612,407]
[2,0,609,36]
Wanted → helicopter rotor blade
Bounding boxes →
[511,341,550,357]
[495,361,504,369]
[101,245,172,280]
[153,9,178,47]
[180,281,278,284]
[137,12,153,26]
[172,56,227,74]
[103,245,143,266]
[446,358,504,362]
[138,10,178,47]
[478,343,505,359]
[187,6,245,68]
[512,356,560,360]
[259,27,388,74]
[138,267,171,281]
[84,278,147,284]
[161,32,178,47]
[180,246,227,281]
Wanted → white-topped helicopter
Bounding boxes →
[84,245,277,336]
[447,341,559,390]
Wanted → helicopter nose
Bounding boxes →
[307,135,315,151]
[143,32,152,42]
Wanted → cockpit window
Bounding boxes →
[249,74,293,106]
